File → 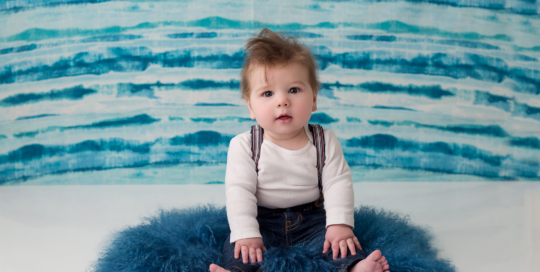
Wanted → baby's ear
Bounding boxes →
[312,93,317,112]
[247,100,256,120]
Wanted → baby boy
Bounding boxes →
[210,28,389,272]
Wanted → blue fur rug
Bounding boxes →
[92,206,455,272]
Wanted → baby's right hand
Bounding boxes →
[234,237,267,264]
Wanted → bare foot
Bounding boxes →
[209,264,231,272]
[349,250,390,272]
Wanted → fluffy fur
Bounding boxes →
[92,206,455,272]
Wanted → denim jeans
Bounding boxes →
[221,201,367,271]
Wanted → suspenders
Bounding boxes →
[250,125,264,173]
[250,124,326,207]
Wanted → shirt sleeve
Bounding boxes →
[225,133,262,243]
[321,129,355,228]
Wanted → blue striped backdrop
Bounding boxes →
[1,0,539,185]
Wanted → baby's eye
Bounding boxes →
[289,87,299,94]
[263,91,273,97]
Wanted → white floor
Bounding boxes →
[1,182,539,272]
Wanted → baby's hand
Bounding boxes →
[234,237,267,264]
[323,224,362,260]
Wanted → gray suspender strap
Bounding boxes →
[250,125,264,173]
[250,124,326,206]
[308,124,326,207]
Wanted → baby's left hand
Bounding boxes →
[323,224,362,260]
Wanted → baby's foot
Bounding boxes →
[349,250,390,272]
[209,264,231,272]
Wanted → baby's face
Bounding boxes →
[246,62,317,140]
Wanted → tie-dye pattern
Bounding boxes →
[0,0,539,184]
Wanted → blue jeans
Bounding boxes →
[221,201,367,271]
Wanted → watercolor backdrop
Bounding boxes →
[0,0,539,185]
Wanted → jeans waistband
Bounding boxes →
[257,201,322,214]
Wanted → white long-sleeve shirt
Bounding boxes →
[225,124,355,243]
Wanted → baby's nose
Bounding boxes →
[277,96,290,107]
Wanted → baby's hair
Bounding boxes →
[240,28,320,100]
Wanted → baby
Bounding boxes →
[210,29,389,272]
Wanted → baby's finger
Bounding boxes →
[347,238,356,255]
[241,246,249,264]
[322,240,331,254]
[339,240,348,258]
[234,244,240,259]
[249,247,256,263]
[353,237,362,250]
[262,245,268,252]
[332,242,340,259]
[256,247,263,262]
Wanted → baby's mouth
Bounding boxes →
[276,114,292,123]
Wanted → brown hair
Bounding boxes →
[240,28,320,100]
